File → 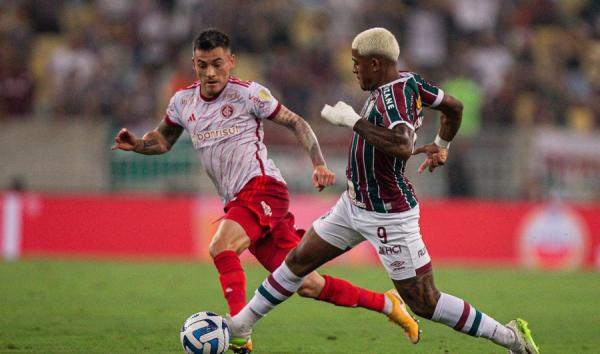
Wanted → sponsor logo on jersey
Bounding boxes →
[250,95,267,110]
[258,89,272,101]
[192,125,241,143]
[381,85,395,110]
[390,260,405,271]
[417,247,427,258]
[379,245,401,255]
[349,197,366,209]
[187,113,197,122]
[225,91,242,101]
[221,104,234,118]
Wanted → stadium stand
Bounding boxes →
[1,0,599,200]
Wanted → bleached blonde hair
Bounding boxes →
[351,27,400,61]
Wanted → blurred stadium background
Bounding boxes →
[1,0,600,353]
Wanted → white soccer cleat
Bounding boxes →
[506,318,540,354]
[224,314,253,353]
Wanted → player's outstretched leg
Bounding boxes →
[225,260,306,352]
[296,272,420,343]
[394,269,538,352]
[506,319,540,354]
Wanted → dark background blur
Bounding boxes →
[1,0,599,201]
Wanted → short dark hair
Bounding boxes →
[193,29,231,52]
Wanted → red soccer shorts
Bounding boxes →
[223,176,303,271]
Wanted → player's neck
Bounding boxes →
[376,67,401,87]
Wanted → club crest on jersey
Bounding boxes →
[260,201,272,216]
[221,104,234,118]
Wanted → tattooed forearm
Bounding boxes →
[272,106,326,166]
[143,139,159,148]
[353,119,413,159]
[134,134,166,155]
[158,121,184,147]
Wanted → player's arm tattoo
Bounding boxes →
[135,121,183,155]
[271,106,326,166]
[353,120,414,159]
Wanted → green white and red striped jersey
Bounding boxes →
[346,71,444,213]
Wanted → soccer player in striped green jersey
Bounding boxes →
[227,28,539,354]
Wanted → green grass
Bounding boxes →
[1,260,599,353]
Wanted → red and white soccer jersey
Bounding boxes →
[164,76,285,203]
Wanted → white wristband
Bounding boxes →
[434,134,451,149]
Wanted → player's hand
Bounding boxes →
[413,143,448,173]
[111,128,140,151]
[320,101,361,128]
[312,164,336,191]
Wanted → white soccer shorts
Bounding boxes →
[313,192,432,280]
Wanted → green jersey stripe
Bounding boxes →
[394,158,417,208]
[363,109,385,212]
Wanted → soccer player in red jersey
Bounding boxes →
[227,28,540,354]
[112,29,418,354]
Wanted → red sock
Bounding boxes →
[213,250,246,315]
[317,275,385,313]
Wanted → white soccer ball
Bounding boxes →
[180,311,231,354]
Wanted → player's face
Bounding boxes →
[193,47,236,97]
[352,49,376,91]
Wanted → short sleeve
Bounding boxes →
[413,73,444,108]
[164,94,184,127]
[249,82,281,120]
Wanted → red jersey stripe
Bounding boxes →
[253,118,266,176]
[266,102,282,120]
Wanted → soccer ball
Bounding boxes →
[180,311,231,354]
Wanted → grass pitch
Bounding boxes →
[1,259,599,353]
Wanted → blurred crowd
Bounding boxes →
[1,0,599,135]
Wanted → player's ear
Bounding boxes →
[229,53,236,69]
[370,57,380,72]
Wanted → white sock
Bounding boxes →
[382,296,393,315]
[432,293,515,348]
[232,262,305,335]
